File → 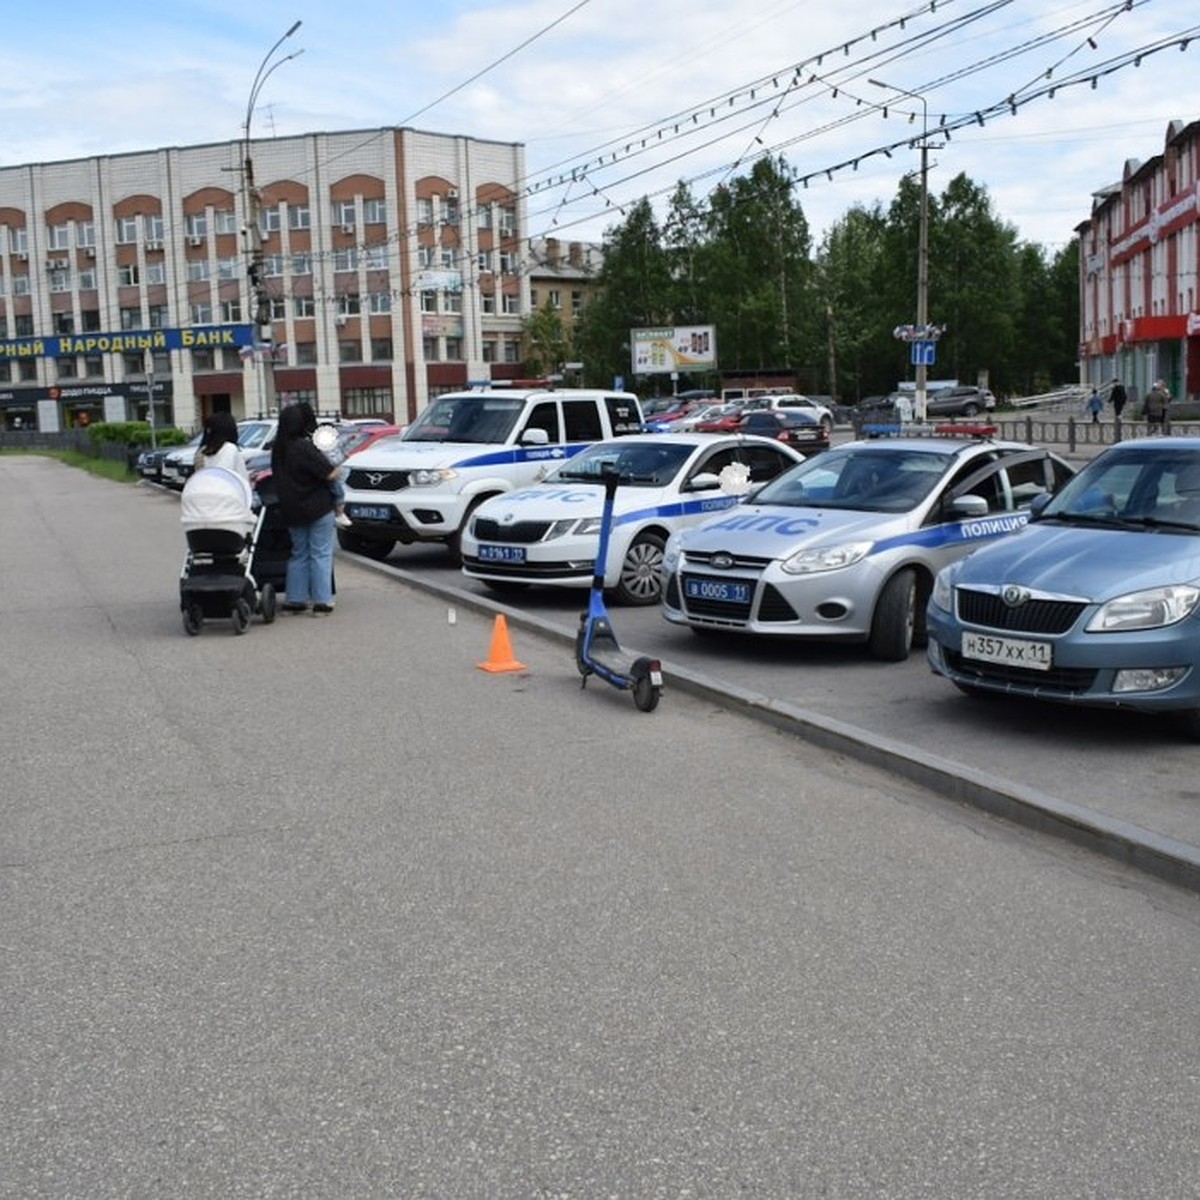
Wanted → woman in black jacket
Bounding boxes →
[271,402,339,614]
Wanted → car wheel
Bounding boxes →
[614,531,667,606]
[869,568,916,661]
[338,530,395,560]
[821,416,833,433]
[961,403,980,417]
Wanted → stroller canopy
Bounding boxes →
[181,466,255,534]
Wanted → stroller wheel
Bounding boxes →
[259,582,277,624]
[232,598,252,636]
[183,604,203,637]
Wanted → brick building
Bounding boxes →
[0,126,530,432]
[1078,118,1200,404]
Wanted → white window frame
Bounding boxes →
[363,198,387,225]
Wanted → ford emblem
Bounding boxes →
[711,552,735,570]
[1001,584,1030,607]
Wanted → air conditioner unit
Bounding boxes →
[18,252,27,262]
[146,240,162,252]
[447,188,458,199]
[335,314,348,327]
[341,224,355,235]
[188,235,202,247]
[45,259,59,271]
[85,247,96,258]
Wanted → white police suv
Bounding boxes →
[661,432,1075,660]
[339,387,643,561]
[460,433,804,604]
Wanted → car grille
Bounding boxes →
[956,588,1085,635]
[345,467,410,491]
[943,649,1097,693]
[679,572,753,621]
[758,584,799,622]
[472,517,554,544]
[682,549,773,570]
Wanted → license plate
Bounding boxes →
[347,504,392,521]
[685,576,751,605]
[478,544,525,564]
[962,631,1052,670]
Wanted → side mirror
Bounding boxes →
[520,428,549,446]
[684,472,722,492]
[948,494,990,518]
[1029,492,1052,518]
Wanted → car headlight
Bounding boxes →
[780,540,872,575]
[1086,585,1200,632]
[543,516,604,541]
[930,565,957,613]
[409,468,458,487]
[662,537,681,574]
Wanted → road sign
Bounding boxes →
[911,340,936,366]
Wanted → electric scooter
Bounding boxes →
[574,464,664,712]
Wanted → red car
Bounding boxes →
[693,403,749,433]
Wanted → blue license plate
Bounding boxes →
[685,576,751,604]
[347,504,392,521]
[479,544,526,564]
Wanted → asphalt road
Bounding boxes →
[4,455,1200,1197]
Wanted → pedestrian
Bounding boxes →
[1087,387,1102,423]
[193,411,248,482]
[1110,376,1127,423]
[270,400,339,615]
[1143,379,1171,435]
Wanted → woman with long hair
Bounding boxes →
[270,402,339,615]
[194,411,248,481]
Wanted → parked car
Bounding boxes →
[735,409,830,455]
[137,435,196,483]
[694,403,751,433]
[661,432,1075,660]
[460,432,804,604]
[743,392,835,431]
[246,422,404,486]
[340,387,644,561]
[855,387,996,427]
[926,437,1200,736]
[162,418,277,488]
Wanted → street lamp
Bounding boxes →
[870,78,933,422]
[242,20,303,417]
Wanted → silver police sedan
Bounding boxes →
[661,433,1075,660]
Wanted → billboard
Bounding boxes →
[631,325,716,375]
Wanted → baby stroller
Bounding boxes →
[179,466,277,635]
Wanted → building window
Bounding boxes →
[499,207,516,236]
[12,274,31,296]
[444,290,462,313]
[420,291,437,314]
[337,293,361,316]
[123,353,144,375]
[442,197,460,226]
[145,214,164,241]
[115,216,138,244]
[481,291,496,315]
[214,209,238,235]
[262,206,282,234]
[148,305,169,328]
[368,291,391,314]
[292,252,312,275]
[502,293,520,315]
[120,307,141,330]
[219,256,242,280]
[338,340,362,363]
[185,213,207,239]
[145,262,166,285]
[49,268,71,293]
[190,302,213,323]
[221,299,243,323]
[342,386,392,417]
[118,264,141,286]
[76,220,95,248]
[334,200,356,230]
[84,355,104,378]
[482,339,497,362]
[54,313,75,335]
[81,309,101,331]
[440,248,456,270]
[444,337,463,361]
[418,246,434,269]
[192,347,214,370]
[364,245,387,270]
[186,260,209,282]
[333,248,358,272]
[14,314,35,336]
[549,289,561,310]
[477,250,493,274]
[294,295,315,318]
[499,251,516,274]
[417,198,434,227]
[295,342,317,364]
[477,204,492,230]
[503,338,521,363]
[370,337,393,360]
[530,288,539,308]
[58,357,79,379]
[423,336,438,360]
[9,227,28,254]
[572,290,583,317]
[48,223,70,250]
[363,198,387,225]
[288,204,310,231]
[18,360,37,381]
[269,297,286,321]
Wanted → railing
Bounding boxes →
[0,429,135,467]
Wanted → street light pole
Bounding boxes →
[242,20,302,418]
[870,78,932,422]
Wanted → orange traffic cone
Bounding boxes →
[477,614,527,673]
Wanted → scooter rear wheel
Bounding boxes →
[632,673,660,713]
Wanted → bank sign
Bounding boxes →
[0,324,255,360]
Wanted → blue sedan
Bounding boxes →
[927,437,1200,736]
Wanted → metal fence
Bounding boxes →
[0,429,135,467]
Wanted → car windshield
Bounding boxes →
[237,422,274,449]
[752,445,954,512]
[1040,447,1200,531]
[551,440,693,486]
[404,396,526,444]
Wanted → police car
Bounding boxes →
[460,433,805,604]
[661,432,1075,659]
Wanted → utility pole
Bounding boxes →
[242,20,302,418]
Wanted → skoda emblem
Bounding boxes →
[501,510,517,525]
[366,472,386,487]
[1001,584,1030,607]
[711,552,735,570]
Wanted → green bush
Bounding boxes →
[87,421,189,449]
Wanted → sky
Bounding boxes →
[0,0,1196,256]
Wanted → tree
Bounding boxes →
[521,301,572,379]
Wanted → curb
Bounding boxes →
[352,551,1200,896]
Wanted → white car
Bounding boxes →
[460,433,805,605]
[744,393,834,431]
[161,418,277,488]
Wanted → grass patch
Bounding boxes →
[1,448,137,484]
